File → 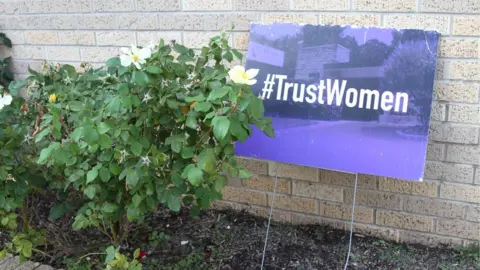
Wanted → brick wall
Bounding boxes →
[1,0,479,246]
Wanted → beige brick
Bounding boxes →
[356,0,416,11]
[118,14,158,30]
[158,14,204,30]
[430,103,446,121]
[4,1,22,14]
[376,210,433,232]
[320,202,374,224]
[320,170,377,189]
[435,59,447,80]
[96,31,135,47]
[399,231,463,247]
[379,178,438,197]
[476,169,480,184]
[8,15,76,30]
[77,15,117,30]
[438,39,479,58]
[344,189,402,210]
[291,213,346,229]
[205,14,260,31]
[184,0,231,10]
[24,31,57,45]
[427,143,446,161]
[236,204,291,222]
[81,47,120,63]
[293,181,343,202]
[222,186,267,205]
[384,15,450,34]
[21,0,56,13]
[137,32,182,46]
[3,31,26,44]
[449,105,480,124]
[453,17,480,36]
[136,0,180,11]
[264,14,318,24]
[404,197,466,218]
[211,200,236,210]
[291,0,349,10]
[58,31,95,46]
[269,194,318,214]
[425,161,475,183]
[12,45,44,60]
[320,14,380,26]
[434,82,479,103]
[242,175,291,194]
[235,0,289,10]
[234,33,249,50]
[45,46,80,61]
[447,145,480,165]
[10,60,43,74]
[449,61,480,81]
[466,205,480,222]
[227,176,243,188]
[440,182,480,203]
[421,0,480,13]
[93,0,133,11]
[353,224,398,241]
[270,162,319,182]
[236,157,268,175]
[437,219,480,240]
[55,0,91,12]
[429,123,478,144]
[184,32,227,49]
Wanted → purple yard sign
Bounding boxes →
[235,23,440,181]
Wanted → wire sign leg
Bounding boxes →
[260,163,279,270]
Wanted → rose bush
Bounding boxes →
[0,31,274,268]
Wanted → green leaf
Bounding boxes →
[223,51,233,62]
[131,142,143,156]
[187,166,203,186]
[99,167,111,182]
[84,185,96,199]
[36,144,57,164]
[35,128,50,143]
[194,102,211,112]
[145,66,162,74]
[71,127,83,142]
[127,205,139,221]
[53,147,70,164]
[248,97,264,119]
[214,175,228,192]
[72,215,89,231]
[232,49,243,61]
[97,122,111,135]
[132,194,142,207]
[21,240,32,258]
[49,203,72,220]
[167,194,181,212]
[171,140,181,153]
[0,249,6,259]
[181,147,195,159]
[207,86,230,101]
[105,246,116,263]
[83,127,99,145]
[173,44,189,54]
[69,101,84,111]
[212,116,230,140]
[238,169,252,179]
[106,57,121,67]
[185,116,197,129]
[99,134,113,149]
[198,148,216,174]
[230,118,249,142]
[86,168,98,184]
[126,170,139,187]
[185,94,205,102]
[109,163,121,175]
[101,203,118,213]
[132,71,149,86]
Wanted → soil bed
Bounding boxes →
[2,195,478,270]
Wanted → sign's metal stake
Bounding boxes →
[261,162,279,270]
[343,173,359,270]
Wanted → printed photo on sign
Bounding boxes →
[234,23,440,181]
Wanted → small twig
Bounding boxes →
[33,248,53,259]
[75,252,107,265]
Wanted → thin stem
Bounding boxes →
[33,248,53,259]
[75,252,107,265]
[20,204,29,233]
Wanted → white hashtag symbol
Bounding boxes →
[259,74,275,100]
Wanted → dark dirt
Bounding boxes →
[1,195,479,270]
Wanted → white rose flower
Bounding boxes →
[0,93,13,110]
[120,45,152,69]
[228,66,259,85]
